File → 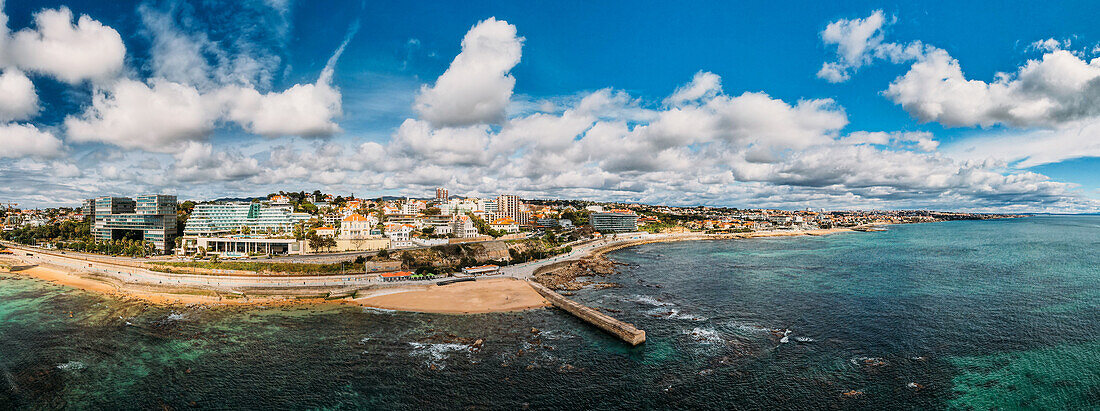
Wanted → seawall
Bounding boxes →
[527,280,646,346]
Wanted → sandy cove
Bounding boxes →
[0,226,859,313]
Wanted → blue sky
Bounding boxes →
[1,0,1099,211]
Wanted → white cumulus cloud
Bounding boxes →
[8,6,125,84]
[65,78,221,152]
[413,17,523,127]
[0,123,63,158]
[0,69,37,122]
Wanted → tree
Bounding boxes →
[423,207,441,216]
[307,232,325,252]
[322,237,337,252]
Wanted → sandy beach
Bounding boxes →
[355,277,550,314]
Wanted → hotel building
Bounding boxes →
[590,210,639,233]
[183,202,311,236]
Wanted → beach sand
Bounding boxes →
[355,277,550,314]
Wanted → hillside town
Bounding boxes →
[2,189,1017,261]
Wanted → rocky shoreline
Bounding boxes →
[532,255,624,291]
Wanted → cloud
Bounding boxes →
[944,118,1100,168]
[233,69,1095,212]
[818,10,926,83]
[221,19,355,137]
[665,71,722,106]
[64,18,357,150]
[0,69,37,121]
[390,119,490,165]
[65,78,221,152]
[885,48,1100,128]
[840,131,938,151]
[8,6,125,84]
[0,123,63,158]
[413,17,523,127]
[172,142,262,182]
[222,81,342,137]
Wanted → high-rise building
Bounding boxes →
[496,194,519,220]
[435,187,449,201]
[89,194,178,253]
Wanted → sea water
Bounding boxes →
[1,216,1097,409]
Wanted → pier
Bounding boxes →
[527,281,646,346]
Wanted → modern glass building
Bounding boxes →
[590,211,639,232]
[90,194,178,253]
[184,203,312,236]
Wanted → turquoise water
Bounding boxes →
[1,216,1098,409]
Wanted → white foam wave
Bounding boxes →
[408,342,474,367]
[165,312,186,322]
[649,308,707,322]
[683,327,724,344]
[630,295,674,307]
[56,361,85,371]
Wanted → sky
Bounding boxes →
[1,0,1100,212]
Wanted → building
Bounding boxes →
[82,199,96,221]
[339,213,377,239]
[590,210,639,232]
[401,199,426,215]
[184,202,311,236]
[490,217,520,233]
[177,236,303,256]
[495,194,519,221]
[314,227,336,238]
[89,194,178,253]
[384,223,414,248]
[435,187,448,201]
[380,271,413,282]
[451,215,479,238]
[537,218,575,230]
[269,195,291,205]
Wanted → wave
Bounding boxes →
[629,294,674,307]
[362,307,396,314]
[648,307,707,322]
[165,312,186,322]
[683,327,724,344]
[408,342,474,368]
[56,361,85,371]
[850,357,888,367]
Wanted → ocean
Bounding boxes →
[1,216,1098,409]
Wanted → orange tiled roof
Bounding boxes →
[380,271,413,278]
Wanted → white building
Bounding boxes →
[402,199,426,215]
[384,223,414,248]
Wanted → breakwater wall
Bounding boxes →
[527,281,645,346]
